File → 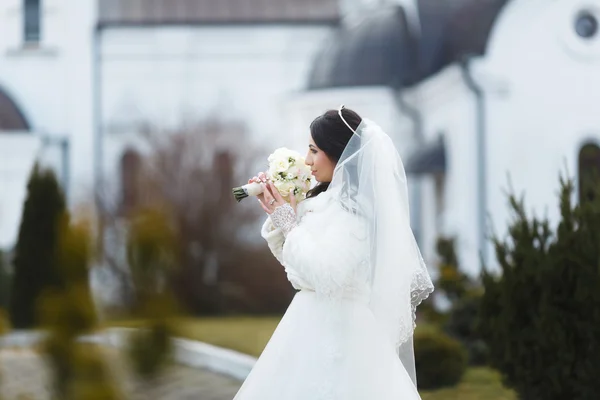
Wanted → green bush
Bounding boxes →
[9,165,67,328]
[433,236,489,366]
[415,329,468,390]
[41,219,120,400]
[125,207,178,380]
[127,320,173,379]
[444,290,489,366]
[436,237,471,303]
[480,176,600,399]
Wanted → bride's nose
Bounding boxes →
[305,154,313,166]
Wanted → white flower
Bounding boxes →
[274,159,290,173]
[274,180,296,197]
[268,148,294,163]
[298,165,312,181]
[267,147,298,174]
[263,147,313,203]
[236,147,311,203]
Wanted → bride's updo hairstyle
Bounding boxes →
[306,107,362,199]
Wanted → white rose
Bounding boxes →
[268,162,287,177]
[266,148,307,183]
[269,148,294,162]
[268,148,287,163]
[267,164,279,179]
[274,159,290,173]
[274,180,296,198]
[298,165,312,181]
[285,165,302,179]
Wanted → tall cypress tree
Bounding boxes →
[9,164,67,328]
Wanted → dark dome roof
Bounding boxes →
[438,0,508,68]
[0,88,29,131]
[416,0,472,78]
[308,6,416,90]
[307,0,509,90]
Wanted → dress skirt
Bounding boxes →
[233,290,421,400]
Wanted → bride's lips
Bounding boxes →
[311,171,317,176]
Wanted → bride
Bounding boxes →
[233,106,434,400]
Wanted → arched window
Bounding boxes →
[120,149,142,213]
[24,0,41,43]
[578,142,600,203]
[0,88,30,131]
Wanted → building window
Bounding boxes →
[575,11,599,39]
[120,149,142,214]
[578,143,600,203]
[24,0,41,43]
[0,88,30,131]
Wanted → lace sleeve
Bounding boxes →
[270,204,298,238]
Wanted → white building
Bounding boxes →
[286,0,600,275]
[0,0,337,248]
[2,0,600,277]
[0,0,96,248]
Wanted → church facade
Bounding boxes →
[287,0,600,274]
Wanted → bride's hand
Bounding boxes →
[258,181,297,215]
[249,172,269,203]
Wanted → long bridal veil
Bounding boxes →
[328,113,434,386]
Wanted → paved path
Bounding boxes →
[0,348,242,400]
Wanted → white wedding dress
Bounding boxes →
[233,187,424,400]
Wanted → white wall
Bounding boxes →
[0,8,330,247]
[0,134,42,248]
[0,0,96,248]
[99,25,333,187]
[405,65,481,274]
[482,0,600,269]
[401,0,600,274]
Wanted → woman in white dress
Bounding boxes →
[233,106,434,400]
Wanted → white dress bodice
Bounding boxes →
[261,189,371,301]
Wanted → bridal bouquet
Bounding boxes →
[232,147,313,203]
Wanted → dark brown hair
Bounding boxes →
[306,107,362,199]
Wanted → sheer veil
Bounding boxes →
[331,106,434,386]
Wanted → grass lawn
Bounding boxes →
[421,368,515,400]
[172,316,281,357]
[108,316,515,400]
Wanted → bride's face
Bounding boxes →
[305,135,335,183]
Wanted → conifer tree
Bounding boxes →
[480,176,600,399]
[9,165,66,328]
